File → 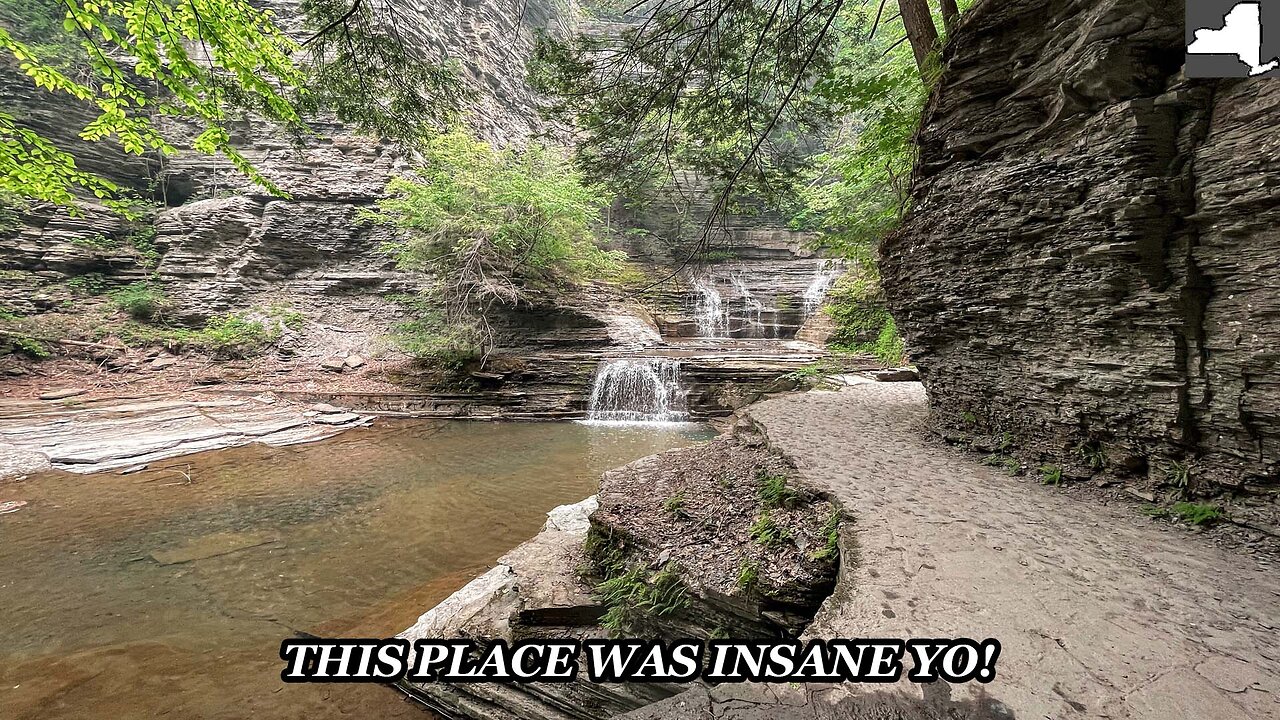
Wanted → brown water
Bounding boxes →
[0,419,712,719]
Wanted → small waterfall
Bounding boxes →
[603,312,662,349]
[692,276,729,338]
[731,273,777,337]
[802,263,843,317]
[586,358,688,423]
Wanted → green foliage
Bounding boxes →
[1,333,50,358]
[374,130,622,290]
[109,282,167,320]
[823,264,904,365]
[0,0,461,212]
[757,471,799,509]
[1002,456,1021,476]
[297,0,466,141]
[66,272,108,297]
[371,131,623,362]
[125,225,160,267]
[663,491,690,520]
[809,508,841,563]
[750,511,791,549]
[115,312,277,357]
[736,560,759,591]
[71,233,118,251]
[1163,461,1191,490]
[1171,502,1223,526]
[1078,441,1108,470]
[596,561,689,636]
[1040,464,1063,486]
[961,411,978,425]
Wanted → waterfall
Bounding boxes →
[802,263,843,317]
[692,276,728,338]
[585,358,688,423]
[731,273,776,337]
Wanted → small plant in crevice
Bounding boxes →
[809,509,842,563]
[998,432,1014,452]
[1077,440,1107,471]
[981,454,1004,467]
[757,471,800,509]
[1171,501,1223,526]
[1163,461,1191,492]
[1002,456,1022,476]
[736,559,759,591]
[960,411,978,426]
[1040,464,1063,486]
[750,511,791,549]
[596,561,689,636]
[66,273,109,297]
[663,491,690,520]
[110,282,168,320]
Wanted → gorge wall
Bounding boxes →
[882,0,1278,499]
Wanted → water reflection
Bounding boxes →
[0,419,712,719]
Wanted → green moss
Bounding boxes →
[823,265,904,366]
[1171,502,1223,526]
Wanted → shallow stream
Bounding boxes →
[0,419,712,719]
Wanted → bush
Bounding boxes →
[824,264,904,366]
[110,283,167,320]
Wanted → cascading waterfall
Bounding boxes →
[585,358,688,423]
[693,276,729,338]
[802,263,843,317]
[732,273,777,337]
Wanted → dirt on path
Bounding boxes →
[628,383,1279,719]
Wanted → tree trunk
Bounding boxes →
[897,0,940,77]
[939,0,960,36]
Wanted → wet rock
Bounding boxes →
[312,412,361,425]
[38,388,88,400]
[150,531,279,565]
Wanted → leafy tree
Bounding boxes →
[369,129,623,361]
[0,0,462,212]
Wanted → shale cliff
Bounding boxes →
[883,0,1278,499]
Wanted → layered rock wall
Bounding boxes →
[883,0,1278,493]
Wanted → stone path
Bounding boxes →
[631,383,1279,719]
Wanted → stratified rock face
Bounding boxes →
[882,0,1278,492]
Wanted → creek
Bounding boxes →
[0,419,711,719]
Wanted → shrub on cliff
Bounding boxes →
[369,130,624,362]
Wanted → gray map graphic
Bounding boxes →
[1186,0,1280,77]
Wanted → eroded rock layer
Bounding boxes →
[883,0,1278,494]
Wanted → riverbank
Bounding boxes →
[399,382,1279,719]
[628,384,1279,719]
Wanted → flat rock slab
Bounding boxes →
[691,384,1280,720]
[38,388,88,400]
[0,396,373,478]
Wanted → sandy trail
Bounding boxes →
[630,383,1279,719]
